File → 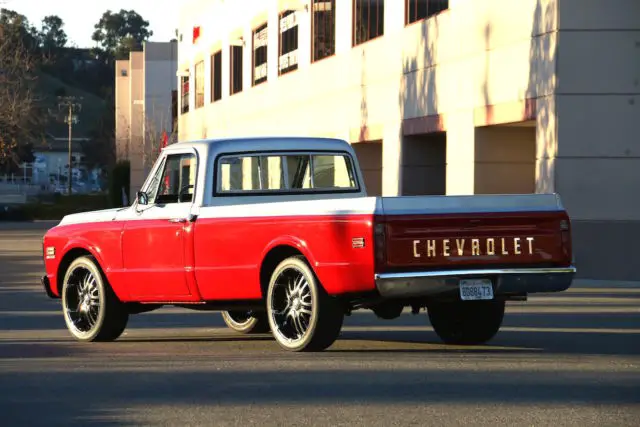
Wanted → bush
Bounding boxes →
[1,194,111,221]
[108,160,131,208]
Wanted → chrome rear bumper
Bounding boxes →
[374,266,576,299]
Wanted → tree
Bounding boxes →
[0,30,46,173]
[91,9,153,60]
[0,8,40,51]
[83,94,116,172]
[40,15,67,53]
[141,102,177,172]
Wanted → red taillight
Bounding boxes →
[374,218,386,272]
[560,217,572,265]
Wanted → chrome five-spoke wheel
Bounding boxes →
[221,310,270,334]
[266,256,343,352]
[61,256,128,342]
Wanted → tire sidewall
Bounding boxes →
[266,257,320,351]
[61,256,107,342]
[221,310,259,333]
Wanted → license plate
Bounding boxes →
[459,279,494,301]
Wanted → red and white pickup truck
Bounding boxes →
[41,137,576,351]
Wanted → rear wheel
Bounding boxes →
[221,310,270,334]
[61,255,129,342]
[266,256,344,352]
[427,300,505,345]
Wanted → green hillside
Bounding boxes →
[35,71,106,140]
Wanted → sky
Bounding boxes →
[3,0,181,48]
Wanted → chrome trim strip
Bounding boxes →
[375,265,577,280]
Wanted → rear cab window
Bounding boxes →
[215,152,359,195]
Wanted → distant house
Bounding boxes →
[30,135,87,185]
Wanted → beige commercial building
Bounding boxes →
[115,41,179,197]
[175,0,640,281]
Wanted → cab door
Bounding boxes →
[121,150,198,300]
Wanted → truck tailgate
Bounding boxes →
[375,194,572,272]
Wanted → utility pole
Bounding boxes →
[57,96,82,195]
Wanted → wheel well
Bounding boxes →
[56,248,93,295]
[259,245,304,298]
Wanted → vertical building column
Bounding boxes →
[204,52,212,105]
[267,4,280,82]
[188,62,196,111]
[535,95,557,193]
[297,7,311,69]
[335,0,353,54]
[384,0,405,35]
[221,36,231,99]
[243,25,253,91]
[445,110,475,195]
[381,121,403,196]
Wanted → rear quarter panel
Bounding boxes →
[193,200,377,300]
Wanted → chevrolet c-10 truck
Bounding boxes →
[41,137,576,352]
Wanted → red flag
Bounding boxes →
[158,130,169,156]
[192,26,201,44]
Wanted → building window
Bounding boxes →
[230,45,243,95]
[194,60,205,108]
[353,0,384,46]
[406,0,448,25]
[253,23,268,85]
[211,51,222,102]
[312,0,336,62]
[279,10,299,75]
[180,73,189,114]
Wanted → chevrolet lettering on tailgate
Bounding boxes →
[413,237,536,258]
[39,136,576,352]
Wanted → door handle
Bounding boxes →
[168,218,187,223]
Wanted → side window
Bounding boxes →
[219,155,285,191]
[286,155,311,189]
[154,153,197,204]
[312,154,357,189]
[145,158,166,203]
[216,152,358,194]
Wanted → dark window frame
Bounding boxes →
[211,50,222,102]
[229,44,243,95]
[405,0,449,26]
[278,10,299,76]
[252,22,268,86]
[352,0,385,46]
[180,73,189,114]
[311,0,336,63]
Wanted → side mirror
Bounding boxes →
[136,191,149,205]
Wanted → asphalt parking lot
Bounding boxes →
[1,221,639,426]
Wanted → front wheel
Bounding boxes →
[221,310,270,334]
[266,256,344,352]
[427,300,505,345]
[61,255,129,342]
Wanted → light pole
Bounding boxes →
[57,96,82,195]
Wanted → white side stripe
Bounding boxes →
[198,197,379,219]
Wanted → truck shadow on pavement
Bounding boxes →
[1,362,639,427]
